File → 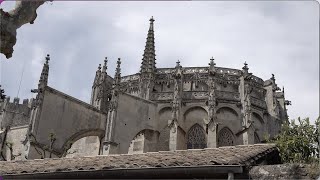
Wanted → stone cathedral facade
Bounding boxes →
[0,17,290,160]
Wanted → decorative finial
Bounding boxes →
[45,54,50,64]
[114,58,122,85]
[116,58,121,74]
[101,57,108,74]
[176,60,181,68]
[150,16,155,23]
[104,57,108,65]
[282,86,285,93]
[117,58,121,67]
[242,61,249,72]
[209,57,216,66]
[271,73,275,81]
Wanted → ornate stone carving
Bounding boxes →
[242,83,253,128]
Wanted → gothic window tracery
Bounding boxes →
[187,124,206,149]
[218,127,234,147]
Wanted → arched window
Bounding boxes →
[218,127,234,147]
[187,124,206,149]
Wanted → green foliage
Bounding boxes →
[271,117,320,164]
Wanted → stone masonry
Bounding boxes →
[0,17,290,159]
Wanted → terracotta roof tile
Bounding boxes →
[0,144,277,175]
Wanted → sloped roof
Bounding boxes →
[0,144,277,176]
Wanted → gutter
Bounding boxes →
[3,165,244,179]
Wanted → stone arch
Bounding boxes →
[252,112,264,124]
[183,106,208,132]
[216,106,240,137]
[159,106,172,115]
[186,124,207,149]
[65,136,100,158]
[218,127,235,147]
[128,129,160,154]
[61,129,104,157]
[158,106,172,128]
[216,106,238,117]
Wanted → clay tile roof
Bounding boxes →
[0,144,277,176]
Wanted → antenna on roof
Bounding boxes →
[16,57,26,98]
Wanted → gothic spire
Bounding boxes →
[100,57,108,81]
[38,54,50,89]
[114,58,121,86]
[93,63,102,86]
[102,57,108,74]
[140,16,156,73]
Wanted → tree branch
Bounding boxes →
[0,1,46,59]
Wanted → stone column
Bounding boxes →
[168,60,183,151]
[102,58,121,155]
[206,57,218,148]
[207,121,218,148]
[239,62,255,145]
[168,119,179,151]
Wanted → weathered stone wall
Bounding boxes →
[29,87,106,158]
[128,132,144,154]
[249,164,320,180]
[4,126,28,161]
[65,136,100,158]
[112,92,158,154]
[0,100,30,130]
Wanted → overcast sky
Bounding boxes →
[0,1,319,123]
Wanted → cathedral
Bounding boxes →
[0,17,290,160]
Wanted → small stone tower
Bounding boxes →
[90,57,113,112]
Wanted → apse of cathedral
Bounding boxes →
[0,17,289,160]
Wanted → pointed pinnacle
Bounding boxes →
[176,60,181,67]
[209,57,216,66]
[242,61,249,71]
[150,16,155,23]
[117,58,121,67]
[104,57,108,65]
[45,54,50,64]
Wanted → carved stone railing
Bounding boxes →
[250,96,267,109]
[182,91,208,100]
[216,90,240,101]
[151,92,173,101]
[156,68,175,74]
[216,67,242,76]
[183,67,208,74]
[157,66,244,75]
[121,74,140,83]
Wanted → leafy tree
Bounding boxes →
[270,117,319,164]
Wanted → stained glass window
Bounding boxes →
[218,127,234,147]
[187,124,207,149]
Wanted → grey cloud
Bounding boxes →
[0,1,318,122]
